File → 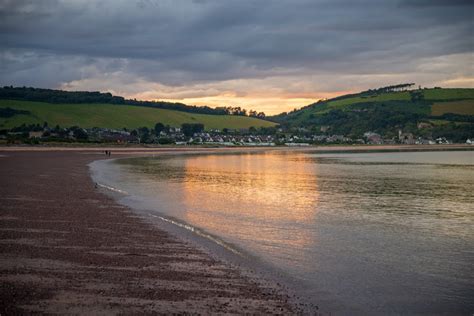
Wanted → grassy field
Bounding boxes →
[0,100,276,130]
[424,88,474,101]
[432,100,474,116]
[302,91,413,116]
[325,91,411,109]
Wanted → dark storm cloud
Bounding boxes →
[0,0,472,87]
[399,0,473,7]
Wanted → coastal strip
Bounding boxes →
[0,144,471,313]
[0,150,299,314]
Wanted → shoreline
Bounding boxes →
[0,149,306,314]
[90,157,319,312]
[93,148,474,315]
[0,143,472,153]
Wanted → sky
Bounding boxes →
[0,0,473,115]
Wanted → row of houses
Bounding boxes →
[6,126,466,146]
[362,130,454,145]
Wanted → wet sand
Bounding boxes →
[0,150,300,314]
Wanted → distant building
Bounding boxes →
[28,131,44,138]
[169,127,181,133]
[320,126,330,132]
[417,122,432,129]
[398,130,415,145]
[364,132,383,144]
[436,137,451,144]
[285,143,310,147]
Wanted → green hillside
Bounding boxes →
[272,88,474,140]
[0,100,276,130]
[277,88,474,123]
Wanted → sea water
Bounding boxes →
[92,150,474,315]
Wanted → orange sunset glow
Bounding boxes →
[158,95,320,115]
[125,83,355,115]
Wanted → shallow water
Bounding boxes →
[94,150,474,315]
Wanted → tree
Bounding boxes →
[71,126,88,140]
[138,127,150,143]
[154,122,165,135]
[181,123,204,137]
[138,126,149,135]
[410,91,424,102]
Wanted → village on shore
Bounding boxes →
[2,122,472,147]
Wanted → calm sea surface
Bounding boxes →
[95,150,474,315]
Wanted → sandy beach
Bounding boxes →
[0,149,302,314]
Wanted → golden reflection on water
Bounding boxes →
[179,152,320,249]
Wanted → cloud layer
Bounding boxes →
[1,0,473,113]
